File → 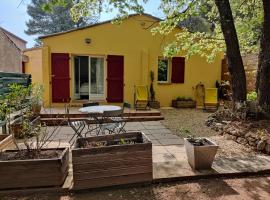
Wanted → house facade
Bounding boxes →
[0,27,27,73]
[24,14,223,107]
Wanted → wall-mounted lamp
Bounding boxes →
[85,38,91,44]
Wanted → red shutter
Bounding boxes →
[171,57,185,83]
[107,55,124,102]
[51,53,70,103]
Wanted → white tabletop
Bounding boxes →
[79,105,122,114]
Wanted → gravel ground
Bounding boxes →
[2,176,270,200]
[160,108,260,158]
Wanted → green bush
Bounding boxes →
[247,91,257,101]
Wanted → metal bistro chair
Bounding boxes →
[82,102,99,107]
[117,102,131,133]
[97,109,124,135]
[82,102,100,135]
[65,106,89,144]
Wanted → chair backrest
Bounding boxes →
[135,85,148,101]
[83,102,99,107]
[123,102,131,109]
[103,109,123,117]
[205,88,218,104]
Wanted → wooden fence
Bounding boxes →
[0,72,32,96]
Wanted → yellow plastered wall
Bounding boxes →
[24,48,43,84]
[33,14,223,107]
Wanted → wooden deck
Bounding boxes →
[40,107,164,126]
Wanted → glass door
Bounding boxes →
[89,57,105,100]
[73,56,89,100]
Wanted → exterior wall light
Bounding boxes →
[85,38,91,44]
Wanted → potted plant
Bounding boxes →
[148,71,160,109]
[30,84,44,115]
[172,96,196,108]
[7,84,40,138]
[184,135,218,170]
[0,84,69,189]
[246,91,257,115]
[72,132,152,190]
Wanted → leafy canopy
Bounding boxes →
[43,0,263,62]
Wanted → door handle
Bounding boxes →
[51,74,56,77]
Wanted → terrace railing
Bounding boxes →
[0,71,32,96]
[0,71,32,134]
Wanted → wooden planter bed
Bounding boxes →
[0,134,13,150]
[72,132,153,190]
[0,147,69,190]
[172,100,196,108]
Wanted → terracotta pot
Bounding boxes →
[184,138,218,170]
[32,104,42,115]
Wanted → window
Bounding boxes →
[158,58,169,82]
[157,57,185,84]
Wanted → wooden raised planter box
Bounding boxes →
[172,100,196,108]
[72,132,153,190]
[0,147,69,190]
[0,134,13,150]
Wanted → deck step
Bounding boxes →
[41,116,164,126]
[40,111,161,118]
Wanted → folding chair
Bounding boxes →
[65,107,88,144]
[82,102,99,107]
[134,85,149,110]
[98,109,123,135]
[204,88,219,111]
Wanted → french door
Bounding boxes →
[73,56,105,100]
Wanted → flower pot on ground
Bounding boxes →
[0,134,13,150]
[0,147,69,189]
[30,84,44,115]
[72,132,153,190]
[149,70,160,109]
[172,97,196,108]
[184,137,218,170]
[148,100,160,109]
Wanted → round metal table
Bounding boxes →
[79,105,122,114]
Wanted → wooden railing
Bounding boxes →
[0,72,32,134]
[0,71,32,96]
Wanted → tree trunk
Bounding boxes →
[215,0,247,103]
[258,0,270,112]
[256,35,263,93]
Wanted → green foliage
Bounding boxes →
[247,91,257,101]
[176,96,193,101]
[45,0,263,62]
[31,84,44,107]
[26,0,96,44]
[158,59,168,82]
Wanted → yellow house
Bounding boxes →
[24,13,223,107]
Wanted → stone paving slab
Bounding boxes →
[7,121,270,192]
[153,145,270,180]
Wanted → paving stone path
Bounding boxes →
[44,121,270,182]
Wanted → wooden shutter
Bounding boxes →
[51,53,70,103]
[171,57,185,83]
[106,55,124,102]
